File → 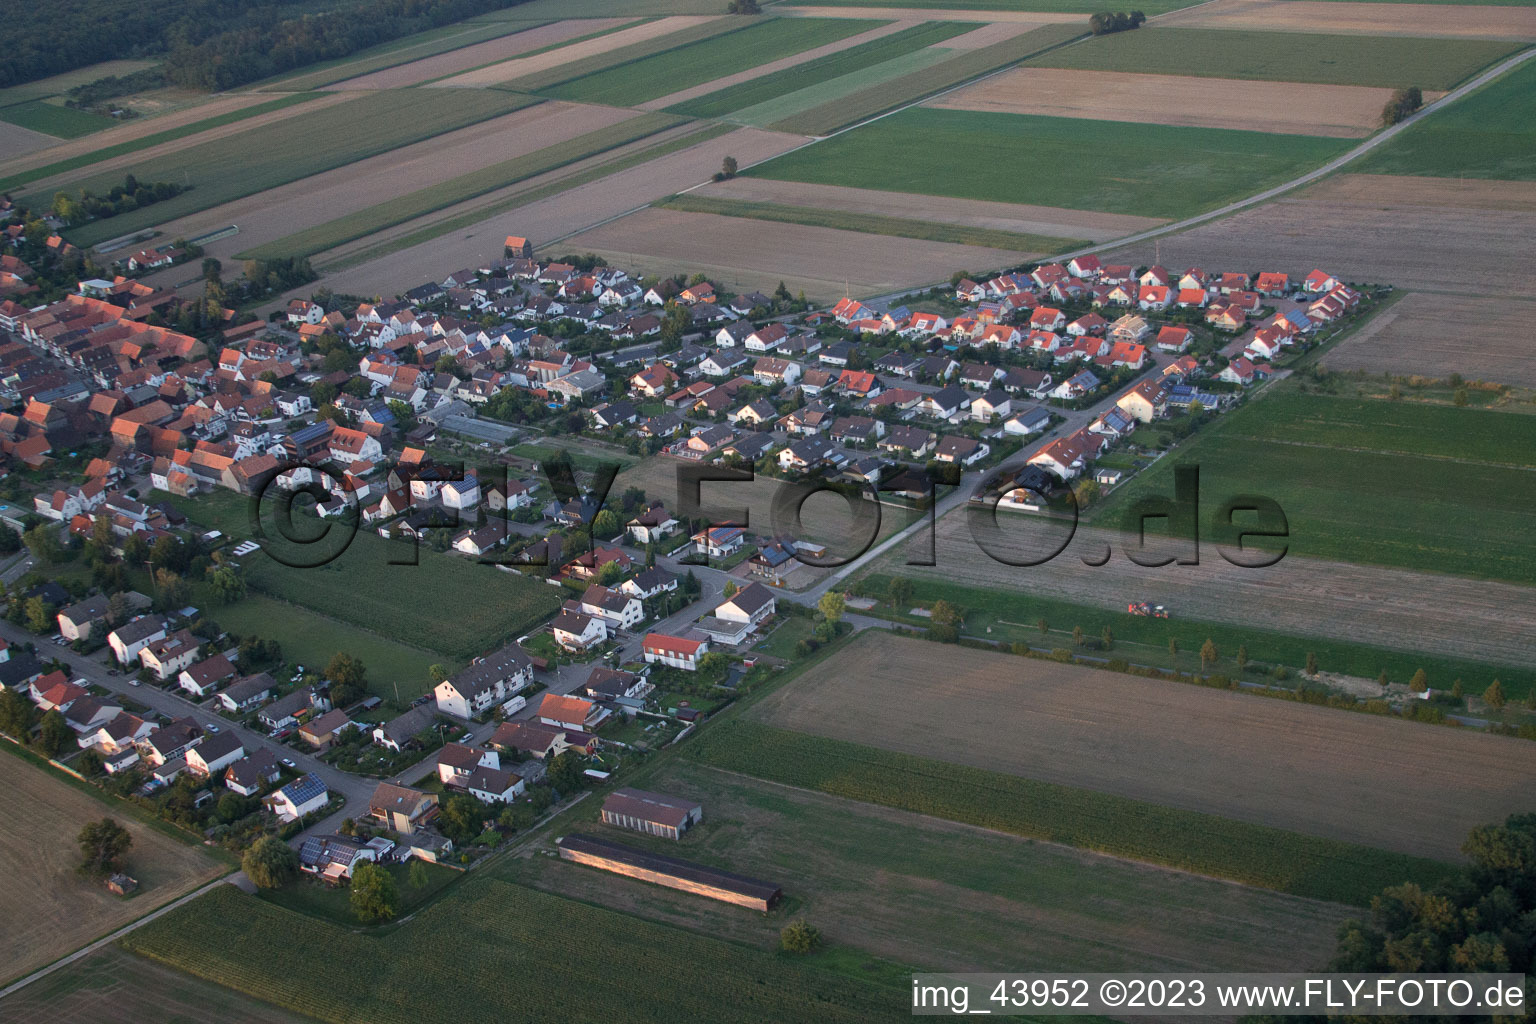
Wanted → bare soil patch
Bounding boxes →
[1301,173,1536,212]
[150,101,639,262]
[328,18,637,90]
[0,121,60,159]
[1322,291,1536,387]
[1163,0,1536,39]
[0,753,225,985]
[925,20,1043,47]
[753,632,1536,860]
[430,16,725,88]
[890,515,1536,678]
[704,175,1164,240]
[779,5,1084,22]
[1103,195,1536,299]
[638,19,921,110]
[563,206,1035,301]
[930,67,1430,137]
[313,126,807,298]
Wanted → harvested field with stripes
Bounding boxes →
[434,16,729,89]
[1161,0,1536,39]
[1322,292,1536,387]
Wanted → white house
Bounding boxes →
[265,774,329,822]
[432,647,533,719]
[713,583,776,627]
[441,474,481,510]
[642,633,707,671]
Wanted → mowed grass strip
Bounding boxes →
[752,106,1350,218]
[240,111,685,260]
[1356,56,1536,180]
[1091,390,1536,583]
[500,17,748,92]
[657,193,1086,253]
[1028,27,1521,90]
[0,93,320,194]
[0,100,117,139]
[769,21,1084,135]
[686,720,1456,906]
[322,121,735,271]
[543,17,875,105]
[33,89,539,248]
[123,883,900,1024]
[666,20,975,118]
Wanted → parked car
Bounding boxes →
[128,679,139,686]
[280,757,296,769]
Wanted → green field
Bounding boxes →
[1355,56,1536,180]
[241,111,685,260]
[0,93,320,194]
[857,572,1533,700]
[0,99,117,138]
[768,22,1085,135]
[31,89,537,247]
[1091,391,1536,584]
[734,45,958,127]
[542,17,874,105]
[750,106,1350,218]
[258,860,459,925]
[1028,28,1520,90]
[258,18,549,91]
[123,882,903,1024]
[666,21,974,118]
[657,193,1086,253]
[0,59,157,108]
[686,720,1455,906]
[499,17,750,92]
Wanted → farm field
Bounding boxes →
[29,89,536,248]
[0,946,313,1024]
[0,753,226,986]
[432,16,726,88]
[541,17,873,106]
[507,763,1355,973]
[661,20,975,116]
[326,18,631,89]
[699,176,1165,240]
[1321,292,1536,387]
[122,882,902,1023]
[778,4,1088,19]
[1026,27,1520,89]
[929,67,1434,136]
[231,109,683,262]
[561,205,1035,302]
[0,121,59,159]
[1161,0,1536,37]
[749,107,1350,219]
[1090,389,1536,582]
[1301,173,1536,211]
[490,17,748,92]
[0,59,157,108]
[778,0,1193,12]
[656,194,1086,255]
[311,124,803,297]
[0,100,116,139]
[1354,55,1536,179]
[743,632,1536,863]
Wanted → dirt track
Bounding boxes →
[147,101,640,262]
[564,206,1037,302]
[313,126,807,298]
[702,176,1165,241]
[431,16,724,88]
[754,633,1536,860]
[1162,0,1536,39]
[1323,292,1536,388]
[886,514,1536,674]
[328,19,637,90]
[930,68,1431,137]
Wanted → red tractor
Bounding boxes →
[1127,601,1169,618]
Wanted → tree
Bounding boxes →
[1377,669,1389,688]
[23,524,62,565]
[77,817,132,877]
[37,709,73,756]
[77,748,104,777]
[1199,638,1218,671]
[243,835,300,889]
[121,533,149,567]
[887,576,913,611]
[1037,618,1048,635]
[1484,679,1506,710]
[591,509,620,540]
[206,564,246,604]
[1305,651,1318,676]
[780,919,821,954]
[1072,625,1084,647]
[1168,637,1179,660]
[349,861,400,923]
[428,664,448,684]
[153,569,189,612]
[817,590,845,625]
[1451,679,1464,699]
[0,688,38,739]
[1236,644,1249,673]
[1453,387,1469,407]
[720,155,739,179]
[1101,626,1113,650]
[408,859,430,889]
[1409,668,1428,693]
[1381,84,1423,126]
[325,653,368,706]
[722,580,739,600]
[547,750,585,794]
[24,596,55,634]
[596,559,625,586]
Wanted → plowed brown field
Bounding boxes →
[431,16,725,88]
[1322,292,1536,387]
[1163,0,1536,40]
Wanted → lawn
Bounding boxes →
[1355,56,1536,180]
[685,720,1456,906]
[749,106,1351,219]
[1028,28,1520,90]
[240,111,685,261]
[666,21,975,118]
[0,99,117,139]
[31,89,538,247]
[257,860,460,926]
[123,882,902,1023]
[542,17,875,105]
[657,194,1086,254]
[1090,390,1536,585]
[0,93,320,194]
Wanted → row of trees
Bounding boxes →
[1382,85,1424,126]
[1088,10,1146,35]
[50,174,186,227]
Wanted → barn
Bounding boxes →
[557,834,781,911]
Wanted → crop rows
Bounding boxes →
[684,720,1457,906]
